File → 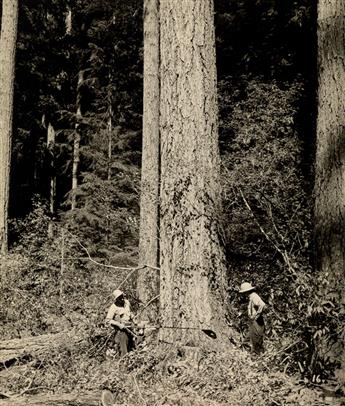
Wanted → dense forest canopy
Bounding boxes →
[2,0,316,219]
[1,0,345,404]
[3,0,317,265]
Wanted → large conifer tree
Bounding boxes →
[159,0,228,344]
[0,0,19,254]
[315,0,345,364]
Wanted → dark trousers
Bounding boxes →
[249,317,265,354]
[114,329,134,357]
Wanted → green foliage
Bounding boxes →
[62,123,141,261]
[53,0,142,261]
[215,0,315,80]
[3,197,139,340]
[219,77,311,282]
[304,275,345,382]
[11,0,143,221]
[218,77,322,377]
[10,197,51,254]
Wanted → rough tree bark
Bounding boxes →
[315,0,345,365]
[159,0,228,344]
[137,0,160,320]
[0,0,18,255]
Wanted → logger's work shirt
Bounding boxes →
[106,299,131,324]
[248,292,265,320]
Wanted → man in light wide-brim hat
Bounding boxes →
[105,289,134,356]
[239,282,266,354]
[239,282,256,293]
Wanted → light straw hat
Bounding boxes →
[112,289,124,300]
[239,282,256,293]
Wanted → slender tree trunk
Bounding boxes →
[315,0,345,367]
[0,0,18,255]
[60,228,65,303]
[107,72,114,182]
[65,7,72,36]
[106,89,113,246]
[71,70,83,210]
[159,0,228,344]
[107,106,113,182]
[47,123,56,237]
[137,0,160,320]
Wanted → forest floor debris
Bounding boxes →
[0,333,333,405]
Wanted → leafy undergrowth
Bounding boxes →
[0,335,325,405]
[0,248,339,405]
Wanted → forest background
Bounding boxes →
[0,0,344,404]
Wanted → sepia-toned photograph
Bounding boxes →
[0,0,344,404]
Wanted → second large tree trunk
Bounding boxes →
[0,0,18,255]
[315,0,345,365]
[159,0,227,344]
[315,0,345,302]
[137,0,160,320]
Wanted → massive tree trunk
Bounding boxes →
[315,0,345,364]
[0,0,18,255]
[137,0,160,320]
[159,0,228,344]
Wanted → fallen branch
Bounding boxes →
[64,228,160,292]
[4,379,43,399]
[0,391,100,405]
[0,331,86,369]
[16,379,34,398]
[65,228,160,273]
[133,375,146,406]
